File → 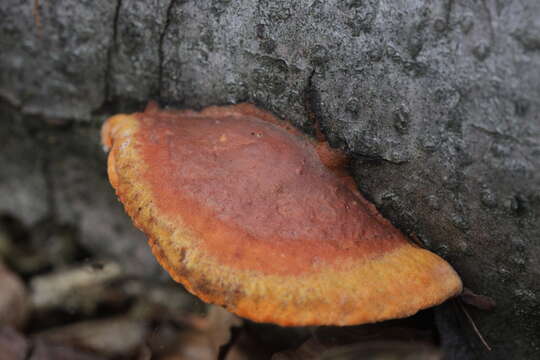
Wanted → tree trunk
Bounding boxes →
[1,1,539,359]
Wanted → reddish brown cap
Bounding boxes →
[101,103,462,326]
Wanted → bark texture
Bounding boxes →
[1,1,539,359]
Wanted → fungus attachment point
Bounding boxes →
[101,103,462,326]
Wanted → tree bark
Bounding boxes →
[1,1,539,359]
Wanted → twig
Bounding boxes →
[457,300,492,351]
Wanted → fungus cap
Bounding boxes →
[101,103,462,326]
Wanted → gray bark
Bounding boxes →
[1,1,539,359]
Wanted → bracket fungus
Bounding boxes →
[101,103,462,326]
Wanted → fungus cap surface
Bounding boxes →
[101,103,462,326]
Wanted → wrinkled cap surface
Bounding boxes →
[101,103,462,326]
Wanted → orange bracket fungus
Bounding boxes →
[101,102,462,326]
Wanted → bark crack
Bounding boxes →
[158,0,177,98]
[303,67,324,139]
[444,0,454,27]
[302,69,405,165]
[104,0,122,103]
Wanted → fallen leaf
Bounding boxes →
[0,326,29,360]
